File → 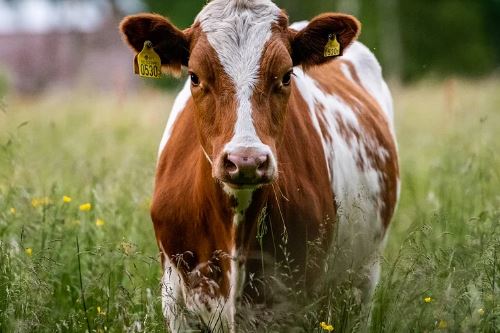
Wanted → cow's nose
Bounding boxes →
[221,148,274,186]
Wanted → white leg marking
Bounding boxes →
[160,251,189,333]
[161,247,234,332]
[227,246,245,333]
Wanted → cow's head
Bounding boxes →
[120,0,359,194]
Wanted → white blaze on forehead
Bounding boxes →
[196,0,281,148]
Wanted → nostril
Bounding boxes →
[224,155,238,173]
[256,155,270,172]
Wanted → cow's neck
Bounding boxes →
[197,150,270,309]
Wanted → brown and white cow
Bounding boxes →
[120,0,399,331]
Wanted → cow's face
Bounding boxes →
[120,2,359,193]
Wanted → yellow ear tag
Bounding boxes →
[134,41,162,79]
[324,34,341,57]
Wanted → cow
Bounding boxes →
[120,0,399,331]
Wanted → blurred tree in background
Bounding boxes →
[142,0,500,83]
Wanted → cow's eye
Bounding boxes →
[282,70,293,86]
[190,72,200,86]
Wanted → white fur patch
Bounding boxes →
[197,0,280,151]
[158,79,191,159]
[223,185,254,217]
[343,42,395,128]
[289,20,308,31]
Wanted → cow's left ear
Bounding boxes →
[119,13,191,76]
[290,13,360,68]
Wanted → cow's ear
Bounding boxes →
[290,13,360,68]
[119,13,191,76]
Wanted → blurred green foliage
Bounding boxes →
[141,0,500,82]
[0,70,8,98]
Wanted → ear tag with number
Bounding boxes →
[324,34,341,57]
[134,41,162,79]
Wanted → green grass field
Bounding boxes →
[0,79,499,332]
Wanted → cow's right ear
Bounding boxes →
[119,13,190,76]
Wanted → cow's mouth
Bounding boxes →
[222,179,273,190]
[217,165,276,190]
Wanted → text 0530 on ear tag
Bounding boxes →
[134,41,162,79]
[324,34,341,57]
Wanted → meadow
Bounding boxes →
[0,78,498,332]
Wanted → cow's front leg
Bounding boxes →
[161,252,236,332]
[161,260,191,332]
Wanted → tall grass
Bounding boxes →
[0,79,499,332]
[0,90,168,332]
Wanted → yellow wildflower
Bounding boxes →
[63,196,72,203]
[31,197,51,207]
[95,218,105,227]
[25,248,33,256]
[97,306,106,316]
[424,297,432,303]
[438,320,447,329]
[477,308,485,316]
[79,203,92,211]
[320,322,334,331]
[9,207,16,215]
